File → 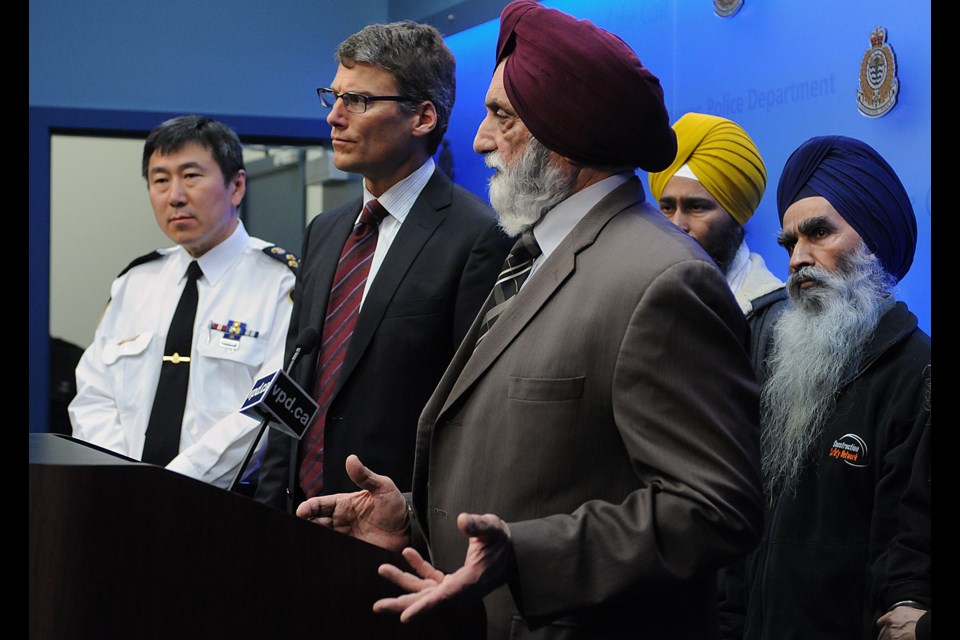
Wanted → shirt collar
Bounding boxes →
[531,171,634,260]
[362,158,436,224]
[172,219,248,285]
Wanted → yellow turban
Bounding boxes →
[647,112,766,226]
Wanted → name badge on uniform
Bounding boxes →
[209,320,260,350]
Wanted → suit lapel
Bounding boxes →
[437,177,647,416]
[339,170,453,382]
[297,200,361,380]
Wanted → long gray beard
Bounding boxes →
[486,137,577,237]
[760,244,896,501]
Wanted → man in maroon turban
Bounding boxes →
[720,135,930,640]
[298,3,765,638]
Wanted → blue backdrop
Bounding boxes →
[442,0,931,335]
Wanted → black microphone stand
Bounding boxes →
[228,330,318,494]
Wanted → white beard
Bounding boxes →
[760,243,896,501]
[486,137,577,237]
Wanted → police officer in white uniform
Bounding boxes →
[69,115,297,489]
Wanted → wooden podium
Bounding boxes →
[29,433,484,639]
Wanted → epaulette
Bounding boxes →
[117,250,163,278]
[263,245,300,273]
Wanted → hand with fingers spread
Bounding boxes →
[295,454,410,553]
[373,512,516,623]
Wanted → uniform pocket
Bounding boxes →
[196,333,267,367]
[101,332,154,364]
[194,335,268,415]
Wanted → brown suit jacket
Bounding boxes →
[411,177,764,640]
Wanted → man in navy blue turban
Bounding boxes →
[721,135,931,640]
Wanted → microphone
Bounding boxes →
[284,327,321,375]
[228,327,321,493]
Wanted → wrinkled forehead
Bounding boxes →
[148,141,216,172]
[485,60,510,107]
[782,195,859,237]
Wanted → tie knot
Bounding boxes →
[186,260,203,281]
[512,229,542,261]
[358,199,388,230]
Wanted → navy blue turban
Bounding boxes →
[776,135,916,282]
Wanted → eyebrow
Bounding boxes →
[676,196,716,205]
[777,214,833,246]
[796,215,833,235]
[149,160,204,176]
[486,98,515,115]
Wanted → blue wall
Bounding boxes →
[29,1,387,118]
[29,0,931,431]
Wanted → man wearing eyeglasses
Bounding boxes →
[255,20,512,513]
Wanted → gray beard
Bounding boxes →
[760,243,896,501]
[486,137,577,237]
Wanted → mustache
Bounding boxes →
[788,265,828,285]
[786,265,833,296]
[485,152,505,172]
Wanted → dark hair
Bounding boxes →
[142,115,245,185]
[336,21,456,155]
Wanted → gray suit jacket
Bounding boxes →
[411,177,764,640]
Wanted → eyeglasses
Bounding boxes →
[316,87,418,114]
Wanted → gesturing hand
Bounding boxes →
[296,454,409,553]
[373,512,516,622]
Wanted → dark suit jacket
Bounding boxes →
[411,177,764,640]
[256,169,512,511]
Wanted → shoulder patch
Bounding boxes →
[262,245,300,273]
[118,250,163,278]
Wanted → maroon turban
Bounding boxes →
[496,0,677,172]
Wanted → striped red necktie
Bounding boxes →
[299,199,387,497]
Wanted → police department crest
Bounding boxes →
[714,0,743,18]
[857,26,899,117]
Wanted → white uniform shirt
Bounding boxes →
[69,221,296,488]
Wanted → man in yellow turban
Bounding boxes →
[648,112,786,380]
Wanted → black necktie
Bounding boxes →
[142,260,203,466]
[475,229,541,349]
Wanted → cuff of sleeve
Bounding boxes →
[888,600,928,612]
[165,454,203,481]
